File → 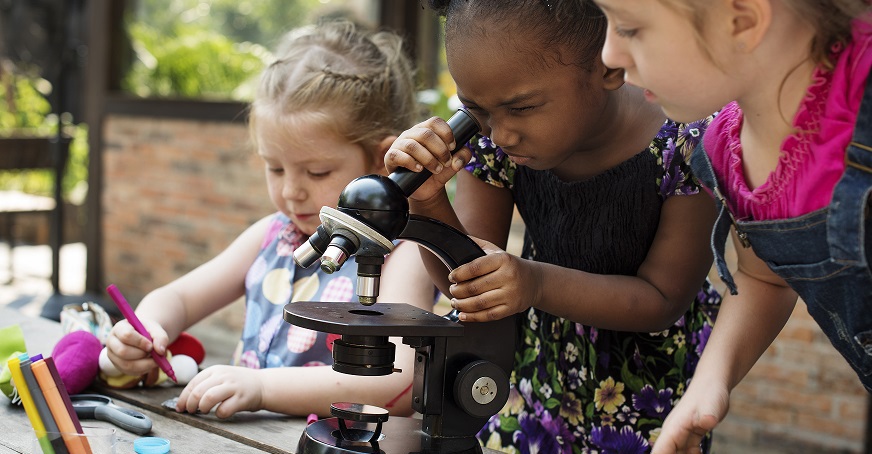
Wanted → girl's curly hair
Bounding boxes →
[427,0,607,69]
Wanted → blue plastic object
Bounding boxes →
[134,436,170,453]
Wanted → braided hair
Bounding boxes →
[250,20,420,155]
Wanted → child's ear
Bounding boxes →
[602,66,626,91]
[729,0,771,52]
[371,135,398,175]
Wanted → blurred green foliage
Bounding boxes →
[122,0,358,100]
[0,70,88,202]
[0,1,461,203]
[123,22,268,99]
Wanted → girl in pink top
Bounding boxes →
[593,0,872,452]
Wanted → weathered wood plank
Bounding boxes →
[0,307,505,454]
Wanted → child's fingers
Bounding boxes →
[110,320,153,352]
[652,412,714,454]
[389,133,450,175]
[178,372,224,415]
[447,253,504,285]
[453,302,512,323]
[385,139,425,173]
[142,322,171,355]
[418,116,459,159]
[104,339,156,376]
[176,367,210,410]
[105,332,148,361]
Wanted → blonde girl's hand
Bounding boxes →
[384,116,472,203]
[175,365,264,419]
[651,382,728,454]
[447,237,541,322]
[105,319,171,377]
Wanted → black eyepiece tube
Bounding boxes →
[389,108,481,197]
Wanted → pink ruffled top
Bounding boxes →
[703,18,872,221]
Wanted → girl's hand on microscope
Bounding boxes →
[175,365,265,419]
[106,318,171,377]
[385,116,472,203]
[447,237,542,322]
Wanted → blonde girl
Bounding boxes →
[105,20,435,418]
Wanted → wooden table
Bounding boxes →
[0,307,504,454]
[0,307,304,453]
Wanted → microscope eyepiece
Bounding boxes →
[389,108,482,198]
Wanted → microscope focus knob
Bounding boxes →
[453,360,510,419]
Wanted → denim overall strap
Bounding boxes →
[690,143,739,294]
[827,74,872,263]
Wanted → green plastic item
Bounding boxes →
[0,324,27,401]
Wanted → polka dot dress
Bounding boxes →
[234,213,359,369]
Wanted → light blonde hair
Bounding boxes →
[250,20,420,157]
[661,0,870,69]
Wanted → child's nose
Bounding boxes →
[488,123,520,149]
[600,32,626,70]
[283,180,306,201]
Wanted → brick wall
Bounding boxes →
[101,115,274,334]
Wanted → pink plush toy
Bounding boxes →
[51,330,103,395]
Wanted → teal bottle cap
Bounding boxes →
[134,437,170,453]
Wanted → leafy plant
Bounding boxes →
[123,22,267,99]
[121,0,342,100]
[0,70,87,201]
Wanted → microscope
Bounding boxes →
[284,109,517,454]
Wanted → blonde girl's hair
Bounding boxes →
[662,0,870,69]
[250,20,420,155]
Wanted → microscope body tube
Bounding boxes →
[388,108,481,197]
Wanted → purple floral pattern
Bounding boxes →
[468,119,721,453]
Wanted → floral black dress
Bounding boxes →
[467,119,722,454]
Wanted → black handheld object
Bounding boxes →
[388,108,481,197]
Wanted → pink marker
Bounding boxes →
[106,284,177,382]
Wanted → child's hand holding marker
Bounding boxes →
[105,285,177,383]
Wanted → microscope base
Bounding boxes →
[297,417,483,454]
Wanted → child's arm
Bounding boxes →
[106,215,271,376]
[653,232,798,453]
[449,184,717,332]
[175,240,435,417]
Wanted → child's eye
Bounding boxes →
[308,170,330,178]
[509,106,535,113]
[268,167,284,174]
[465,105,486,115]
[614,26,638,38]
